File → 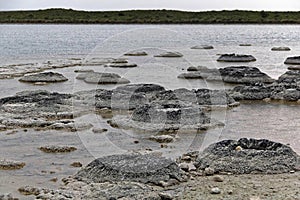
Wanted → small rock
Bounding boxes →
[212,175,224,182]
[70,162,83,168]
[0,159,25,170]
[210,187,221,194]
[92,128,108,134]
[235,146,243,151]
[191,45,214,50]
[271,47,291,51]
[19,72,68,83]
[284,56,300,65]
[217,54,256,62]
[154,52,183,58]
[50,177,58,182]
[239,44,252,46]
[228,190,233,195]
[159,192,173,200]
[124,51,148,56]
[149,135,174,143]
[204,167,215,176]
[38,145,77,153]
[0,125,7,131]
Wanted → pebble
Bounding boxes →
[70,162,83,168]
[212,175,224,182]
[204,167,215,176]
[210,187,221,194]
[92,128,108,134]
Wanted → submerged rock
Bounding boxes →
[0,159,25,170]
[284,56,300,65]
[271,47,291,51]
[191,45,214,50]
[219,66,274,84]
[195,138,300,174]
[104,63,137,68]
[217,54,256,62]
[76,72,130,84]
[124,51,148,56]
[177,72,203,79]
[239,44,252,46]
[38,145,77,153]
[154,52,183,58]
[19,72,68,83]
[74,153,186,185]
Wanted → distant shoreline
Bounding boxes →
[1,8,300,24]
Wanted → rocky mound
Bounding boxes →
[104,63,137,68]
[0,159,26,170]
[218,66,274,84]
[74,153,186,185]
[154,52,183,58]
[76,72,130,84]
[124,51,148,56]
[191,45,214,50]
[271,47,291,51]
[217,54,256,62]
[278,70,300,83]
[195,138,300,174]
[19,72,68,83]
[284,56,300,65]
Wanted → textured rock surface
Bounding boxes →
[217,54,256,62]
[74,153,186,185]
[284,56,300,65]
[154,52,183,57]
[271,47,291,51]
[195,138,300,174]
[0,159,25,170]
[191,45,214,50]
[76,72,130,84]
[38,145,77,153]
[19,72,68,83]
[124,51,148,56]
[219,66,274,84]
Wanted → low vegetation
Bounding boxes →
[1,9,300,24]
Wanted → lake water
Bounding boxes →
[0,24,300,197]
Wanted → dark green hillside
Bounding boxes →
[1,9,300,24]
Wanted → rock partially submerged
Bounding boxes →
[191,45,214,50]
[271,47,291,51]
[219,66,274,84]
[239,44,252,46]
[38,145,77,153]
[19,72,68,83]
[177,72,203,79]
[76,72,130,84]
[154,52,183,58]
[124,51,148,56]
[0,159,25,170]
[284,56,300,65]
[217,54,256,62]
[195,138,300,174]
[74,153,186,185]
[104,63,138,68]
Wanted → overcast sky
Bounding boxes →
[0,0,299,11]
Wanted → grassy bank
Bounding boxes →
[1,9,300,24]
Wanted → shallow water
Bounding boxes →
[0,24,300,197]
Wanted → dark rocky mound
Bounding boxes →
[271,47,291,51]
[278,70,300,83]
[154,52,183,58]
[284,56,300,65]
[229,83,273,100]
[124,51,148,56]
[115,84,165,94]
[217,54,256,62]
[195,138,300,174]
[191,45,214,50]
[219,66,274,84]
[76,72,130,84]
[19,72,68,83]
[74,153,186,185]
